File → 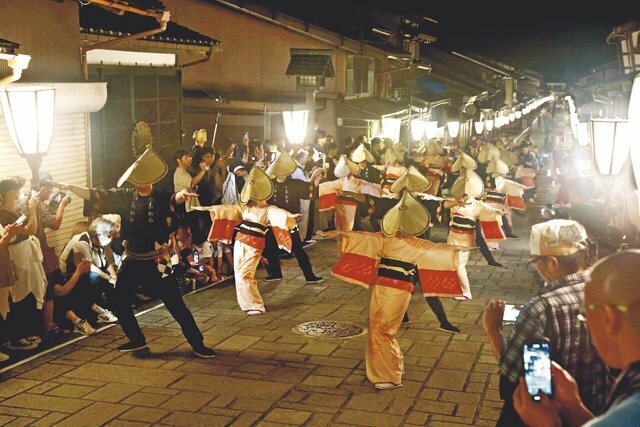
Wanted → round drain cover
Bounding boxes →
[293,321,367,339]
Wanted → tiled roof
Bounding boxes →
[0,37,20,51]
[80,4,219,47]
[286,49,335,77]
[100,0,166,13]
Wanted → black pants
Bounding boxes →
[7,293,41,340]
[110,257,203,347]
[475,220,498,265]
[502,215,514,236]
[54,274,100,327]
[263,228,315,280]
[403,296,451,326]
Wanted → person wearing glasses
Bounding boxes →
[512,250,640,426]
[482,219,611,426]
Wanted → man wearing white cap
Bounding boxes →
[483,219,610,425]
[57,149,216,357]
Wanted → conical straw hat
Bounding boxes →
[390,165,431,193]
[381,191,431,237]
[240,167,274,203]
[486,157,510,176]
[450,152,478,172]
[265,152,297,178]
[450,169,484,198]
[393,142,409,153]
[425,140,444,156]
[383,148,399,164]
[117,148,168,188]
[334,155,360,179]
[350,143,376,163]
[477,143,500,164]
[500,148,519,169]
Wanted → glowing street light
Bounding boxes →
[447,121,460,138]
[0,86,56,189]
[588,118,629,175]
[474,121,484,134]
[282,110,309,145]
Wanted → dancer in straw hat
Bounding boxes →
[57,149,216,357]
[261,152,323,284]
[195,167,300,315]
[444,152,507,299]
[326,189,470,390]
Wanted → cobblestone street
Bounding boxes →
[0,213,539,427]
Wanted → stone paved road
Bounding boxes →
[0,211,539,427]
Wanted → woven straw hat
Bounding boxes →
[265,152,297,178]
[381,191,430,237]
[390,165,431,193]
[425,140,444,156]
[117,148,168,188]
[350,143,376,163]
[500,148,519,169]
[450,152,478,172]
[383,148,399,164]
[486,157,510,176]
[477,143,500,164]
[530,219,588,257]
[240,167,274,203]
[450,169,484,198]
[334,155,360,179]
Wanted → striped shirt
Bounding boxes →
[500,272,611,414]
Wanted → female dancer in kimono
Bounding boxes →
[444,153,506,300]
[196,167,298,315]
[327,191,469,390]
[318,155,382,232]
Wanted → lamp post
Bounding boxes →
[588,118,630,224]
[447,120,460,148]
[0,86,55,190]
[282,110,309,145]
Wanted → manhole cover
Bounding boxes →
[293,321,367,339]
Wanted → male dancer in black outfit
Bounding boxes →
[261,152,323,283]
[57,149,216,357]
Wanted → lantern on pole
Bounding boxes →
[282,110,309,145]
[588,118,629,176]
[0,86,56,189]
[447,121,460,138]
[628,75,640,198]
[424,121,438,139]
[474,121,484,134]
[410,119,426,141]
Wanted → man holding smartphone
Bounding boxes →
[512,250,640,426]
[482,219,611,425]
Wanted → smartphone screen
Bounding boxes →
[13,214,28,227]
[503,304,522,323]
[523,341,553,401]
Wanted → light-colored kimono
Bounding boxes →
[332,231,461,386]
[205,203,295,313]
[496,176,528,213]
[421,155,450,195]
[318,176,381,231]
[448,198,504,299]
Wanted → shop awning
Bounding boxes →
[336,97,408,121]
[0,37,20,54]
[285,49,335,77]
[80,4,219,47]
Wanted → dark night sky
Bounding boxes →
[255,0,638,83]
